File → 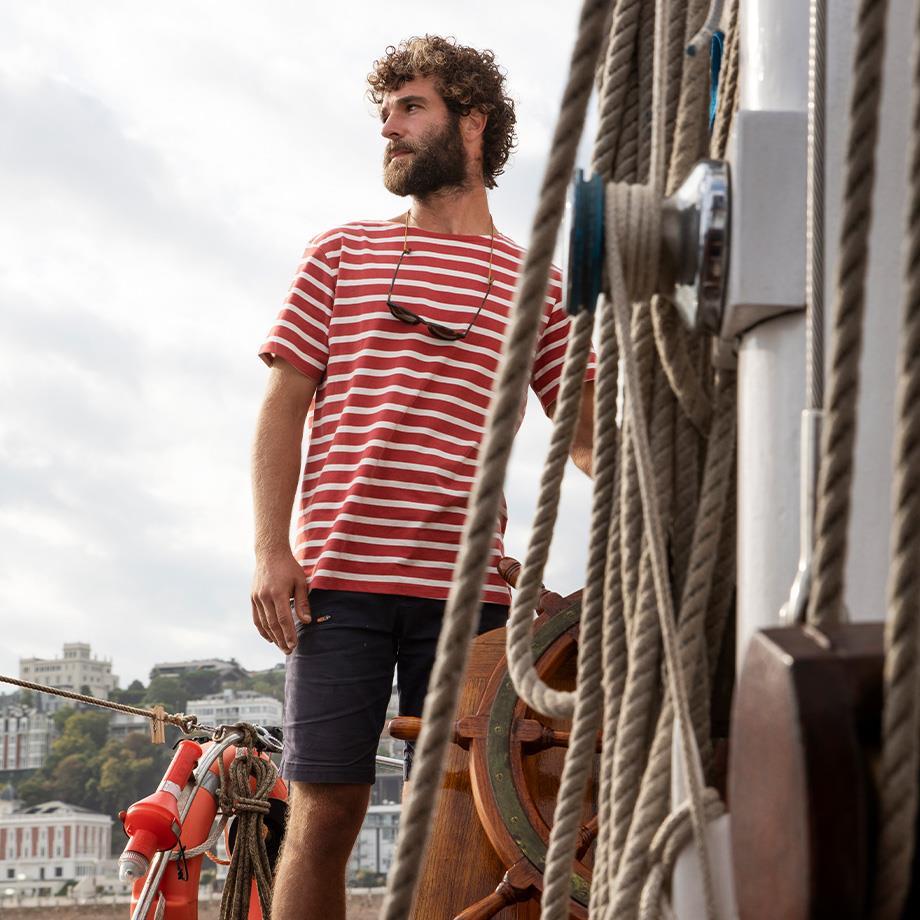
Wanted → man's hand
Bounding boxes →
[251,550,311,654]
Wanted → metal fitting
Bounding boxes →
[563,159,731,334]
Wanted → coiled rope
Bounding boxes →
[216,725,278,920]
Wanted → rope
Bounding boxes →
[378,3,613,916]
[0,673,199,735]
[537,189,626,917]
[638,788,725,920]
[505,311,596,720]
[381,0,739,915]
[217,725,278,920]
[806,0,889,628]
[872,3,920,914]
[607,254,716,920]
[594,0,644,179]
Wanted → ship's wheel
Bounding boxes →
[389,560,596,919]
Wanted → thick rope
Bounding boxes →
[378,4,613,916]
[590,318,630,915]
[505,312,595,720]
[709,0,739,161]
[218,731,277,920]
[871,2,920,914]
[538,228,624,918]
[609,238,716,919]
[638,788,725,920]
[806,0,889,627]
[594,0,644,179]
[606,372,734,916]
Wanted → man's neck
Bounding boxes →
[406,183,492,236]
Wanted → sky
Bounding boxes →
[0,1,597,688]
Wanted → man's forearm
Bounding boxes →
[569,380,596,477]
[252,398,307,558]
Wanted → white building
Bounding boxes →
[0,801,113,895]
[19,643,118,710]
[0,708,55,771]
[348,804,401,880]
[108,711,150,739]
[186,689,282,728]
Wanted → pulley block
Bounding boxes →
[563,160,731,334]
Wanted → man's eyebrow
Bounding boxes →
[380,95,428,119]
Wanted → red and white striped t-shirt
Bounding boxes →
[259,220,593,605]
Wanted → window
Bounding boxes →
[54,867,62,878]
[6,869,14,879]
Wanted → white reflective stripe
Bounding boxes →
[157,779,183,799]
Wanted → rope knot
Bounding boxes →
[231,796,271,816]
[607,182,662,303]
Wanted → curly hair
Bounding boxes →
[367,36,517,189]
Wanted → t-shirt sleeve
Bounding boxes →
[258,231,341,381]
[530,275,598,416]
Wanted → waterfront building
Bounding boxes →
[0,801,113,895]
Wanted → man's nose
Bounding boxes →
[380,112,402,140]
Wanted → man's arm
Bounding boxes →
[251,358,318,654]
[569,380,595,477]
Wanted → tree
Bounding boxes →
[181,669,223,701]
[143,676,185,713]
[49,753,99,810]
[96,734,171,831]
[110,679,146,706]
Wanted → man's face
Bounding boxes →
[380,76,468,198]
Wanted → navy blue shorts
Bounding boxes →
[280,589,509,785]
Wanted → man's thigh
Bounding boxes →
[396,599,509,774]
[281,589,397,785]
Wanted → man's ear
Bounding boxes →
[462,108,488,141]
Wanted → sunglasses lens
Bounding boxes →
[428,324,464,341]
[389,303,421,325]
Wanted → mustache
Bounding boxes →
[385,143,415,164]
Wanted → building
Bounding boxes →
[0,707,55,772]
[19,643,118,710]
[108,711,150,740]
[348,804,401,881]
[150,659,246,681]
[185,689,282,728]
[0,801,113,895]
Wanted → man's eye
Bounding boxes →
[406,104,418,112]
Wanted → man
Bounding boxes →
[250,36,595,919]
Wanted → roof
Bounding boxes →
[20,801,95,815]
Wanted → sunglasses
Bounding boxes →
[386,246,493,341]
[386,213,496,342]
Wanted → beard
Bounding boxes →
[383,114,469,198]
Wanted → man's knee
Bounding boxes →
[284,782,370,856]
